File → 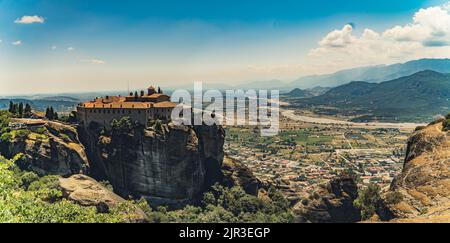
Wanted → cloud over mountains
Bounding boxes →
[309,2,450,68]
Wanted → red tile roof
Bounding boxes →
[153,101,178,108]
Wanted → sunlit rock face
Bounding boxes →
[1,121,89,176]
[386,121,450,222]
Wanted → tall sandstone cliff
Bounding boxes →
[385,121,450,222]
[2,118,261,208]
[78,123,226,206]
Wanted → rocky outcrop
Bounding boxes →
[79,123,225,207]
[59,174,147,223]
[3,119,251,209]
[221,156,260,196]
[2,121,89,176]
[385,121,450,222]
[293,174,361,223]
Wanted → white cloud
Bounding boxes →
[383,6,450,46]
[14,15,45,24]
[362,29,380,40]
[67,47,75,51]
[51,46,57,50]
[308,2,450,71]
[12,40,22,46]
[81,59,106,65]
[318,24,355,48]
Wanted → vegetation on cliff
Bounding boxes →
[0,154,139,223]
[137,184,293,223]
[8,102,32,118]
[353,184,382,220]
[0,152,293,223]
[0,113,293,223]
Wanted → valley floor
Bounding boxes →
[225,104,421,203]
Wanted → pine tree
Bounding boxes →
[45,107,55,120]
[18,102,24,117]
[49,107,54,120]
[54,112,59,120]
[45,107,50,119]
[8,101,14,113]
[12,103,18,114]
[24,103,32,118]
[158,87,162,94]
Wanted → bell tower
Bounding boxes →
[147,85,156,95]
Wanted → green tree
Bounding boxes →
[354,184,382,220]
[18,102,24,117]
[8,101,14,113]
[385,191,403,205]
[111,117,134,135]
[24,103,32,118]
[45,107,56,120]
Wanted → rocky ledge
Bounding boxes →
[59,174,147,223]
[1,121,89,176]
[293,174,361,223]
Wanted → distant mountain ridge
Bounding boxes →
[288,58,450,89]
[286,88,313,98]
[227,58,450,91]
[294,70,450,122]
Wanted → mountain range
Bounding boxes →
[230,58,450,91]
[292,70,450,122]
[287,58,450,89]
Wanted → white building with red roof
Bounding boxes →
[76,86,177,128]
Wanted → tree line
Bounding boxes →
[45,107,59,120]
[8,101,32,118]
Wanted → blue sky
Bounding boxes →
[1,0,449,94]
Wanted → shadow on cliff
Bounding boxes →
[77,120,231,208]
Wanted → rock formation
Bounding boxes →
[293,174,361,223]
[3,118,253,210]
[221,156,260,196]
[79,123,225,207]
[59,174,147,222]
[1,121,89,176]
[384,121,450,222]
